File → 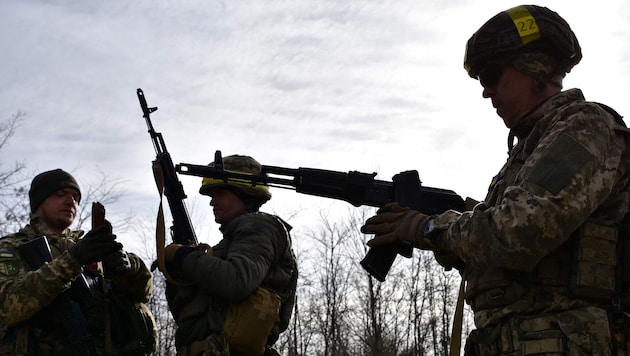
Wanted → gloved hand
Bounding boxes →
[361,203,436,250]
[69,221,123,265]
[163,243,212,272]
[164,243,194,272]
[103,250,132,275]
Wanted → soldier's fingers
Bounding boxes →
[367,233,397,247]
[361,222,395,235]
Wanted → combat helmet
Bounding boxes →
[464,5,582,78]
[199,154,271,207]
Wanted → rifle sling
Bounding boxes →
[449,272,466,356]
[153,163,193,286]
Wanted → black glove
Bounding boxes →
[161,243,211,276]
[164,244,195,272]
[69,221,122,265]
[103,250,132,276]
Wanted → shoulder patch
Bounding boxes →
[0,258,20,276]
[526,133,592,195]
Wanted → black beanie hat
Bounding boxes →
[29,169,81,212]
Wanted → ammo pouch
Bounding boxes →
[465,307,610,356]
[570,222,618,302]
[222,287,281,356]
[465,324,567,356]
[467,222,620,310]
[465,268,528,311]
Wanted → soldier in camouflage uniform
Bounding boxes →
[362,5,630,355]
[163,155,298,356]
[0,169,156,355]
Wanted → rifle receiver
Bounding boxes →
[137,88,198,246]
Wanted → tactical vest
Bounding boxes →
[467,103,630,313]
[0,232,157,356]
[465,219,627,312]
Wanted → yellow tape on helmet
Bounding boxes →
[507,6,541,46]
[201,174,270,197]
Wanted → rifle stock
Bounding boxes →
[137,88,198,246]
[177,150,465,281]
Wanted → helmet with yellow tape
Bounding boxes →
[464,5,582,79]
[199,154,271,207]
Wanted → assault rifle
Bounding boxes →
[137,88,197,245]
[176,150,465,281]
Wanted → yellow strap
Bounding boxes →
[152,163,192,286]
[449,275,466,356]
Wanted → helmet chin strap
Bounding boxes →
[508,131,516,154]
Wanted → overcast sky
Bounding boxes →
[1,0,629,255]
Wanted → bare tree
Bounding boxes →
[0,112,28,235]
[148,273,178,355]
[341,207,402,356]
[305,209,357,356]
[308,206,465,356]
[0,112,134,236]
[70,169,127,229]
[275,235,315,356]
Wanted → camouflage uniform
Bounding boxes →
[433,89,630,355]
[0,215,154,355]
[166,212,297,356]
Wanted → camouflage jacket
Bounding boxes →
[166,212,298,349]
[0,215,153,355]
[434,89,630,328]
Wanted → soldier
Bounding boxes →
[164,155,298,356]
[361,5,630,355]
[0,168,156,355]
